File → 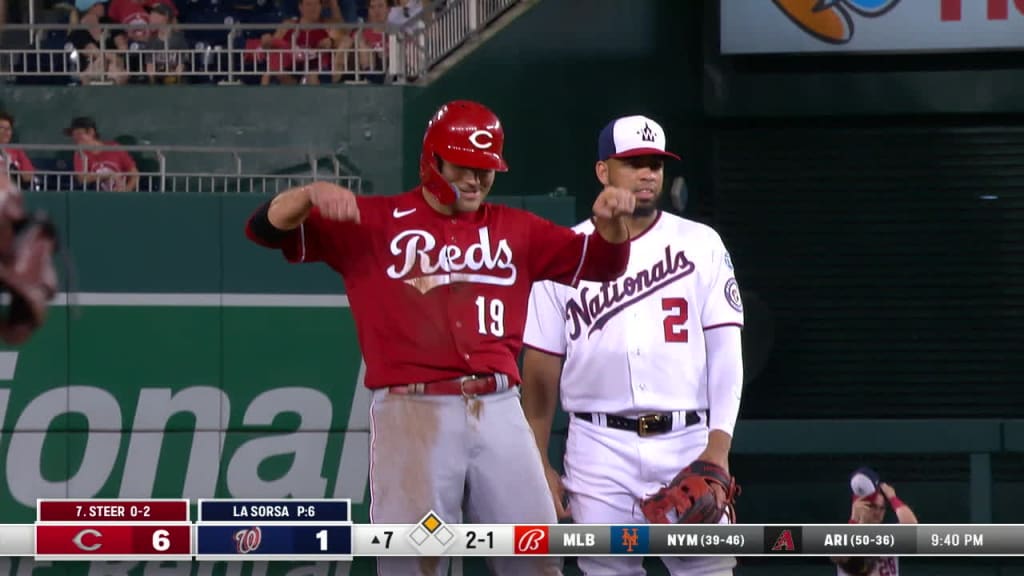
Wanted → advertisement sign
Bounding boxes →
[0,296,373,575]
[721,0,1024,54]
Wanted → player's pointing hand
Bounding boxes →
[592,185,636,220]
[309,182,361,224]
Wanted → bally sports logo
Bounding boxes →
[387,228,517,294]
[772,0,901,44]
[514,526,549,554]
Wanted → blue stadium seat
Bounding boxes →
[17,30,74,85]
[183,5,233,48]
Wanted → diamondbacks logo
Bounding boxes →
[772,0,901,44]
[386,228,517,294]
[234,527,262,554]
[765,526,801,553]
[566,245,695,339]
[772,529,795,551]
[513,526,548,554]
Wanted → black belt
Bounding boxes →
[573,410,705,437]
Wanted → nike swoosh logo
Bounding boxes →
[393,208,417,218]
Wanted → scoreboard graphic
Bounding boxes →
[5,498,1022,559]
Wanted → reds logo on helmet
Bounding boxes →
[419,100,509,205]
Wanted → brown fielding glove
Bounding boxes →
[833,556,878,576]
[0,183,58,345]
[640,460,739,524]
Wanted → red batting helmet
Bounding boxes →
[420,100,509,205]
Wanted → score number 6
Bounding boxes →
[152,529,170,552]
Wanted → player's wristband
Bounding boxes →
[248,200,289,243]
[888,496,905,510]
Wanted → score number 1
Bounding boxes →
[297,526,351,556]
[313,528,358,549]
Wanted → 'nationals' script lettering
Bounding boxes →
[567,245,695,339]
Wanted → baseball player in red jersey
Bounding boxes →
[245,100,635,575]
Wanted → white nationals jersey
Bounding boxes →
[838,557,898,576]
[524,211,744,414]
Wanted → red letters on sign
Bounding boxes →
[941,0,1024,21]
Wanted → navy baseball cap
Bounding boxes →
[597,115,680,162]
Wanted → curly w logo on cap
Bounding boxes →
[772,0,901,44]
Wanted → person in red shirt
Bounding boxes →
[352,0,388,75]
[256,0,337,85]
[0,112,35,189]
[833,468,919,576]
[246,100,634,576]
[66,116,139,192]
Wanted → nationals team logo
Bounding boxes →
[233,527,263,554]
[565,245,695,340]
[386,227,517,294]
[772,0,901,44]
[725,278,743,313]
[513,526,549,554]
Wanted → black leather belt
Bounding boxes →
[573,411,704,437]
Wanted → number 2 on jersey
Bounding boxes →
[475,296,505,337]
[662,297,689,342]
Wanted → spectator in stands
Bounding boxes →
[0,113,35,190]
[256,0,339,85]
[388,0,428,27]
[143,2,188,84]
[833,471,918,576]
[68,0,129,85]
[107,0,176,43]
[351,0,387,77]
[65,117,139,192]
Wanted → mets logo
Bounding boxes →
[233,527,262,554]
[621,528,639,553]
[772,0,901,44]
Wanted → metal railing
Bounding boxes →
[4,143,363,194]
[400,0,522,77]
[1,22,392,85]
[0,0,525,84]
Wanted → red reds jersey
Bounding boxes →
[246,188,629,388]
[73,145,137,191]
[2,148,34,174]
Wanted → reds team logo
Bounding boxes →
[513,526,549,554]
[386,227,517,294]
[72,528,103,551]
[468,130,493,149]
[234,527,262,554]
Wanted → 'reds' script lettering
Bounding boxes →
[567,245,695,339]
[386,227,517,293]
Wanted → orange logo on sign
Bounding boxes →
[772,0,901,44]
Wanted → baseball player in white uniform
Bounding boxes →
[521,115,745,576]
